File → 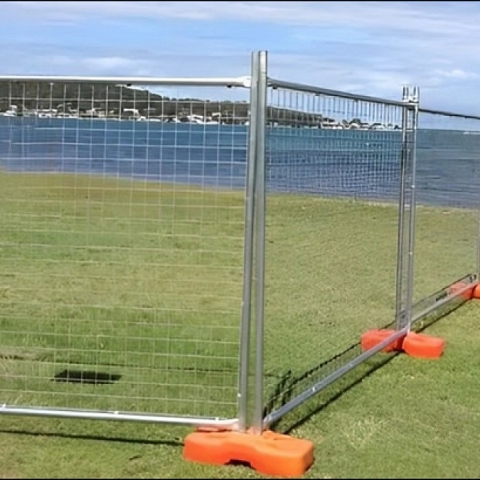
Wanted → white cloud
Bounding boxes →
[2,2,480,112]
[82,56,141,71]
[6,2,480,70]
[4,1,480,36]
[44,55,76,67]
[434,69,478,80]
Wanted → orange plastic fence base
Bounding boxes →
[361,329,445,359]
[360,329,405,353]
[183,430,314,478]
[471,283,480,299]
[402,332,445,359]
[448,281,476,300]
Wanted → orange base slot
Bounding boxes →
[183,429,314,478]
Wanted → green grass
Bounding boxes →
[1,170,479,478]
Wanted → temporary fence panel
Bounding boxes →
[410,107,480,325]
[261,79,412,428]
[0,76,251,427]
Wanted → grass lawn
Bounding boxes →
[0,170,479,478]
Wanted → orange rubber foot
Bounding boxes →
[360,329,405,353]
[402,332,445,359]
[448,282,475,300]
[471,283,480,299]
[183,430,314,478]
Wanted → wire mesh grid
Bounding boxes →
[412,111,480,303]
[0,80,249,419]
[263,87,405,418]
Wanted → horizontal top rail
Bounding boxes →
[267,77,409,108]
[0,75,251,88]
[419,107,480,121]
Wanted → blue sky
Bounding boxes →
[1,1,480,113]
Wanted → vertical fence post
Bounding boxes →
[237,56,259,433]
[477,204,480,282]
[405,87,420,329]
[395,87,418,330]
[477,154,480,282]
[238,51,268,433]
[395,87,412,329]
[395,86,420,330]
[252,51,268,434]
[395,87,409,329]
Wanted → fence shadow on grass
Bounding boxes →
[0,422,185,446]
[265,296,467,435]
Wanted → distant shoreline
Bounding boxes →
[0,111,401,130]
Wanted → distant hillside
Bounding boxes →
[0,81,250,122]
[0,81,394,129]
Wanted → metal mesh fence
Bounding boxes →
[263,86,405,422]
[412,111,480,305]
[2,61,478,434]
[0,80,249,420]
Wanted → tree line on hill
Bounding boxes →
[0,81,336,126]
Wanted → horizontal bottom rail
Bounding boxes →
[0,404,238,430]
[411,273,477,325]
[263,326,410,428]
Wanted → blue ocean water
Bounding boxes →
[1,116,479,208]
